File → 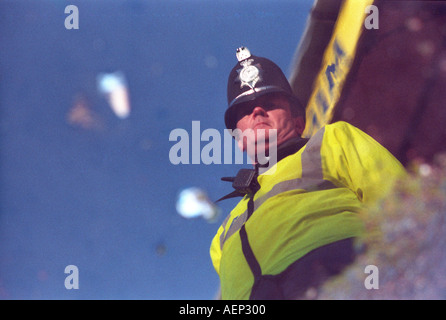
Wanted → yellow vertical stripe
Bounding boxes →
[303,0,375,138]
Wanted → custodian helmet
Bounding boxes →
[225,47,304,130]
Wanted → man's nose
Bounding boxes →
[251,106,267,117]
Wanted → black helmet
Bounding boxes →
[225,47,302,130]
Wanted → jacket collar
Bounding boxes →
[217,136,309,202]
[275,136,309,163]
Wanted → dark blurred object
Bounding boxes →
[289,0,343,113]
[317,156,446,299]
[290,0,446,166]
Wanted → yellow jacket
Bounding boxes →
[210,121,405,300]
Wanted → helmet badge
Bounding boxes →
[236,47,261,90]
[236,46,252,62]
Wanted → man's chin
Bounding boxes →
[248,141,277,161]
[238,128,278,164]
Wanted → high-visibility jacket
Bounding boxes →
[210,121,405,300]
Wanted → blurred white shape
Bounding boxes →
[204,55,218,69]
[176,187,220,222]
[419,163,432,177]
[97,71,131,119]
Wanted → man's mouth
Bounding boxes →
[253,122,270,129]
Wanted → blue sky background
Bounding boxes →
[0,0,313,299]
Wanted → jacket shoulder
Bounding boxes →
[324,121,359,132]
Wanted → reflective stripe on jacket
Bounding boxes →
[210,121,405,300]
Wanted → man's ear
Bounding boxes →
[293,116,306,136]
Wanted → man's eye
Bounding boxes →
[237,106,253,118]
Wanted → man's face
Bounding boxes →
[234,93,305,159]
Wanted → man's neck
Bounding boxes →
[253,136,308,167]
[276,136,309,162]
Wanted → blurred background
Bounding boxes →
[0,0,314,299]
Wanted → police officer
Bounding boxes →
[210,47,406,300]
